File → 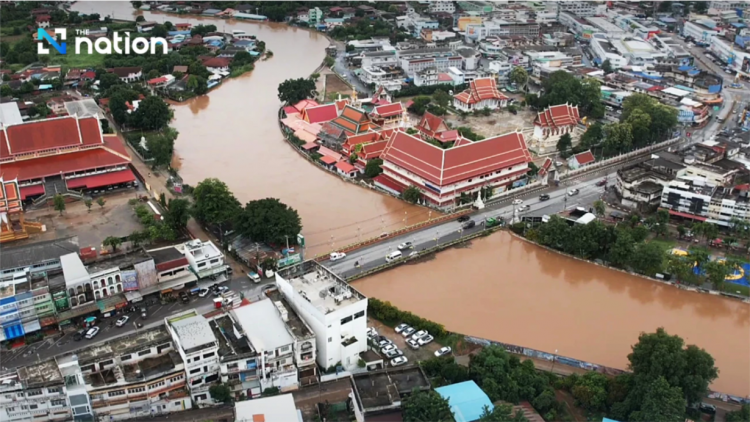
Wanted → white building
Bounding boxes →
[415,67,439,86]
[165,311,220,404]
[710,36,750,72]
[360,50,399,69]
[180,240,225,279]
[556,1,604,17]
[0,360,73,422]
[590,34,628,68]
[709,1,746,11]
[683,20,720,42]
[453,78,508,112]
[429,1,455,14]
[585,17,627,38]
[609,37,666,66]
[234,394,300,422]
[275,261,368,371]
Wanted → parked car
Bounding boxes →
[180,291,189,303]
[198,288,210,298]
[377,338,393,348]
[539,194,550,201]
[406,338,420,349]
[512,199,523,205]
[390,356,408,367]
[418,335,434,346]
[366,327,378,339]
[381,344,397,354]
[434,346,452,357]
[411,330,428,340]
[596,179,607,187]
[462,220,476,230]
[394,323,409,333]
[213,286,229,296]
[401,327,416,337]
[568,188,579,196]
[116,316,129,327]
[330,252,346,261]
[397,242,413,251]
[457,215,470,222]
[699,403,716,414]
[85,327,100,339]
[247,272,261,283]
[73,330,85,341]
[384,348,403,359]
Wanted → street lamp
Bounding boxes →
[435,231,439,246]
[551,349,558,373]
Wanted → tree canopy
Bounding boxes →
[132,96,173,131]
[402,389,453,422]
[277,78,318,104]
[235,198,302,245]
[539,71,604,118]
[192,178,242,226]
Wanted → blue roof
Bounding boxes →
[732,23,747,28]
[603,418,621,422]
[435,381,493,422]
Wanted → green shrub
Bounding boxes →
[368,298,447,338]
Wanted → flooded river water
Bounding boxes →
[74,2,750,396]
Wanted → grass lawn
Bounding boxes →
[648,238,677,252]
[46,49,106,68]
[721,282,750,297]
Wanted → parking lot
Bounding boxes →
[366,318,443,367]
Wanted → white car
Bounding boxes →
[418,335,434,346]
[401,327,416,337]
[411,330,428,340]
[390,356,408,367]
[85,327,100,339]
[330,252,346,261]
[377,338,393,348]
[394,323,409,333]
[198,288,210,298]
[366,327,378,338]
[512,199,523,205]
[385,348,403,359]
[381,344,397,354]
[568,188,579,196]
[397,242,413,251]
[115,316,129,327]
[434,346,452,357]
[247,272,261,283]
[406,338,420,350]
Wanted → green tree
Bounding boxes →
[725,404,750,422]
[277,78,317,104]
[408,96,432,116]
[693,1,708,14]
[191,24,218,37]
[129,230,148,247]
[629,377,685,422]
[136,15,145,22]
[53,194,66,216]
[527,162,539,176]
[132,96,173,131]
[164,198,190,231]
[187,75,199,91]
[103,236,122,253]
[688,247,710,269]
[702,222,719,243]
[147,69,160,80]
[432,89,451,108]
[704,260,730,289]
[1,84,13,97]
[603,123,633,156]
[150,24,168,38]
[570,372,609,412]
[578,122,603,149]
[192,178,242,226]
[145,133,175,167]
[626,108,653,148]
[629,241,665,276]
[324,55,335,68]
[667,255,696,285]
[365,158,383,178]
[96,197,106,210]
[556,133,573,157]
[602,59,614,74]
[209,384,232,403]
[193,75,208,95]
[676,224,687,239]
[401,186,422,204]
[84,199,93,213]
[402,389,453,422]
[593,200,606,216]
[509,66,528,88]
[235,198,302,245]
[608,229,634,267]
[539,72,603,118]
[478,404,527,422]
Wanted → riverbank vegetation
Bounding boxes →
[414,327,717,422]
[277,77,318,104]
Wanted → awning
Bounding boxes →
[124,291,143,303]
[668,209,707,221]
[39,316,57,327]
[19,184,45,199]
[66,169,136,190]
[139,273,197,297]
[22,319,41,334]
[96,293,127,313]
[56,302,100,322]
[3,324,24,340]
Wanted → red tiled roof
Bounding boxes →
[535,104,580,128]
[437,73,453,82]
[436,130,459,143]
[381,130,531,186]
[335,161,357,173]
[202,57,231,68]
[148,76,169,85]
[417,111,449,137]
[66,169,136,189]
[19,184,45,200]
[373,174,405,193]
[453,78,508,105]
[335,98,350,110]
[36,14,51,22]
[293,99,320,113]
[320,155,338,165]
[111,67,142,77]
[360,140,387,159]
[453,137,472,147]
[668,209,706,221]
[302,103,339,124]
[0,146,130,182]
[538,157,553,176]
[330,105,377,135]
[81,71,96,80]
[0,116,103,159]
[573,150,595,166]
[283,106,299,116]
[343,132,381,152]
[371,102,403,119]
[302,142,319,150]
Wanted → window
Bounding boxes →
[195,394,207,401]
[197,262,206,268]
[210,259,219,264]
[47,387,61,394]
[191,378,202,386]
[279,345,290,353]
[121,354,132,361]
[99,359,114,367]
[29,404,38,410]
[174,402,181,407]
[354,310,365,320]
[193,355,201,362]
[328,337,332,343]
[227,363,238,370]
[340,316,352,325]
[27,390,42,396]
[109,390,125,397]
[138,349,151,356]
[149,381,165,390]
[189,368,201,374]
[129,387,145,393]
[203,352,215,359]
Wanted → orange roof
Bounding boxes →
[320,155,338,165]
[417,111,449,137]
[360,140,387,159]
[293,99,320,113]
[454,78,508,105]
[335,161,357,173]
[535,103,580,128]
[382,129,531,186]
[302,103,339,124]
[0,116,103,159]
[371,102,403,119]
[329,105,377,135]
[572,150,595,166]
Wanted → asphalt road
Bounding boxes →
[0,276,276,369]
[333,42,371,96]
[321,174,609,279]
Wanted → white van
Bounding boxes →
[385,251,402,262]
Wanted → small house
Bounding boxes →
[435,381,494,422]
[136,21,157,33]
[36,14,51,28]
[568,150,595,170]
[335,161,358,178]
[202,57,231,73]
[111,66,142,83]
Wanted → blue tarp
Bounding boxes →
[4,324,24,340]
[687,69,701,76]
[435,381,493,422]
[168,30,191,36]
[678,65,694,72]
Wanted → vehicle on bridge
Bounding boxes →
[385,250,402,262]
[330,252,346,261]
[397,242,413,251]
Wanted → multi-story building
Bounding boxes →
[398,47,463,77]
[0,237,80,280]
[429,1,455,14]
[165,311,220,405]
[180,240,225,280]
[415,68,439,86]
[683,20,720,42]
[75,326,190,420]
[274,261,368,370]
[0,360,72,422]
[264,288,317,385]
[0,271,56,344]
[555,1,603,17]
[464,19,540,43]
[590,34,629,68]
[585,17,627,38]
[530,104,583,154]
[360,50,399,69]
[709,1,746,11]
[710,36,750,72]
[612,14,661,40]
[616,159,681,210]
[558,12,596,39]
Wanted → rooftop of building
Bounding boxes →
[264,288,315,340]
[17,359,62,387]
[168,312,216,352]
[76,326,172,365]
[618,162,677,183]
[85,249,152,276]
[231,298,294,351]
[180,239,222,260]
[147,246,185,265]
[211,315,255,360]
[121,351,183,383]
[0,236,79,271]
[277,261,366,315]
[351,366,430,410]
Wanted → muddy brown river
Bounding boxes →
[74,2,750,396]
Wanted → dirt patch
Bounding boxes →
[445,107,536,138]
[325,73,353,101]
